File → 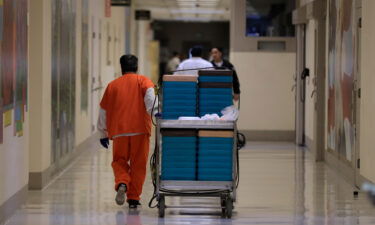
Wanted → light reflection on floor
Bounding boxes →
[5,141,375,225]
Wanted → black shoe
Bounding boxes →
[127,199,141,209]
[115,184,127,206]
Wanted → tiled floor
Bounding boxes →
[4,141,375,225]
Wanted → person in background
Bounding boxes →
[174,46,212,76]
[210,47,241,101]
[166,51,181,74]
[97,55,157,209]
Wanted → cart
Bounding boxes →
[150,119,239,218]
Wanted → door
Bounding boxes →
[354,0,362,187]
[90,17,101,133]
[295,24,307,146]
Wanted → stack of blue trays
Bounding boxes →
[198,70,233,117]
[198,131,233,181]
[162,77,197,119]
[161,129,197,181]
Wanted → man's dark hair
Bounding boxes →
[190,46,203,57]
[172,51,179,57]
[213,47,224,54]
[120,55,138,74]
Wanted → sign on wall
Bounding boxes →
[135,10,151,20]
[111,0,131,6]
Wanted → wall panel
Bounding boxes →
[51,0,76,163]
[327,0,356,162]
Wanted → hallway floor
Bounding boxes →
[5,141,375,225]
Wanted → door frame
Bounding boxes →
[354,0,362,188]
[295,24,307,147]
[313,4,327,162]
[293,0,326,161]
[90,16,101,133]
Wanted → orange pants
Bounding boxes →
[112,134,150,201]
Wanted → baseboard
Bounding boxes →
[0,185,28,224]
[28,132,100,190]
[305,136,321,161]
[358,174,373,189]
[305,136,314,152]
[240,130,295,142]
[324,150,355,186]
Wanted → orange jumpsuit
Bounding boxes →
[100,73,154,201]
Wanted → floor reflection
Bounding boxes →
[4,142,375,225]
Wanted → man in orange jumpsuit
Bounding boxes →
[97,55,156,208]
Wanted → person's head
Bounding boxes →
[190,46,203,57]
[211,47,223,62]
[172,51,179,57]
[120,55,138,74]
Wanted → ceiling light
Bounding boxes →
[171,8,226,14]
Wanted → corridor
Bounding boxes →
[5,141,375,225]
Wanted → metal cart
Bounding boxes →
[150,119,239,218]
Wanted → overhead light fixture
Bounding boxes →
[171,8,226,14]
[177,0,219,2]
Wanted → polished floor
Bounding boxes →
[4,141,375,225]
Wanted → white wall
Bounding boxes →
[27,0,128,179]
[28,0,52,174]
[305,19,316,142]
[359,0,375,183]
[231,52,296,131]
[76,1,127,144]
[137,20,153,77]
[75,0,92,145]
[0,116,29,206]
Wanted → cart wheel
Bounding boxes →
[220,195,227,218]
[158,195,165,218]
[221,200,226,218]
[225,196,233,219]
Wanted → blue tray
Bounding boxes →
[199,76,233,83]
[163,94,197,101]
[163,88,197,95]
[163,99,197,105]
[163,81,197,88]
[199,95,232,102]
[199,88,232,95]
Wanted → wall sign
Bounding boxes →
[111,0,131,6]
[135,10,151,20]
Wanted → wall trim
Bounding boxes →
[0,184,28,224]
[28,133,100,190]
[240,130,295,142]
[305,135,315,152]
[358,174,373,189]
[325,150,356,186]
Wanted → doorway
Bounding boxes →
[90,17,102,133]
[295,24,306,146]
[354,0,362,187]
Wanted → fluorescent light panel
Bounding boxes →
[177,0,219,2]
[171,8,225,14]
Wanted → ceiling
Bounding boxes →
[134,0,231,22]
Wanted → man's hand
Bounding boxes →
[100,138,109,149]
[233,94,240,102]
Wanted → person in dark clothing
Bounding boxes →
[210,47,241,101]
